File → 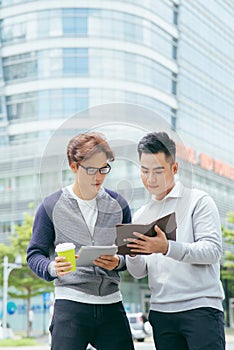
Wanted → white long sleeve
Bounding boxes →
[126,182,224,313]
[167,195,222,264]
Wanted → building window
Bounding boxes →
[172,39,178,60]
[172,73,177,95]
[63,9,88,35]
[171,112,177,131]
[0,221,11,234]
[63,48,88,76]
[6,89,89,125]
[3,52,37,81]
[173,4,179,25]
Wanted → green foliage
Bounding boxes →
[0,337,38,346]
[222,213,234,275]
[0,244,14,262]
[221,212,234,292]
[0,208,53,297]
[0,205,53,336]
[226,212,234,224]
[11,212,33,255]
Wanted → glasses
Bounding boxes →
[78,163,111,175]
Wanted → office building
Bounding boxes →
[0,0,233,327]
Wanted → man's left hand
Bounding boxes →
[94,254,120,270]
[126,225,169,255]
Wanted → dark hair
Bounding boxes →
[137,132,176,162]
[67,132,115,165]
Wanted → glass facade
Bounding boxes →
[178,0,233,164]
[0,1,179,244]
[6,89,89,124]
[3,48,175,96]
[1,8,176,60]
[175,0,234,222]
[0,0,233,330]
[0,0,233,234]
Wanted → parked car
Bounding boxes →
[87,345,96,350]
[0,321,14,339]
[127,312,152,342]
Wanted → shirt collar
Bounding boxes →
[152,181,184,202]
[165,181,183,199]
[63,185,104,200]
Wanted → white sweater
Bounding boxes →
[126,182,225,312]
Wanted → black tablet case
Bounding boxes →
[116,212,177,255]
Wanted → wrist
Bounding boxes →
[162,242,169,255]
[114,256,120,269]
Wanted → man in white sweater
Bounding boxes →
[126,132,225,350]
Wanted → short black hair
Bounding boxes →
[137,132,176,162]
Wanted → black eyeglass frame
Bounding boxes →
[77,163,111,175]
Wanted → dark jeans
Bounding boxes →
[149,307,225,350]
[49,299,135,350]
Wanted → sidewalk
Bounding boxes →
[226,328,234,343]
[0,329,234,349]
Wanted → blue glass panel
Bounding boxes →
[77,97,88,112]
[63,17,76,34]
[63,15,87,35]
[77,57,88,74]
[76,17,87,35]
[63,49,88,75]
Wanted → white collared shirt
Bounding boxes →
[127,182,224,312]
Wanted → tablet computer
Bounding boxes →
[77,245,118,266]
[116,212,177,255]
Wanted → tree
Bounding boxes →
[0,207,53,337]
[222,213,234,280]
[221,212,234,327]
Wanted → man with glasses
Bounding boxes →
[27,132,135,350]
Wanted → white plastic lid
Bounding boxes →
[55,242,75,253]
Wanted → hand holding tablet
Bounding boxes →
[77,245,118,266]
[116,212,177,255]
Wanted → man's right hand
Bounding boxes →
[54,255,78,276]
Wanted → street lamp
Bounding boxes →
[2,255,22,339]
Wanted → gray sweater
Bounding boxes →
[27,187,131,296]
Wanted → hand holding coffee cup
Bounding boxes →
[55,243,76,276]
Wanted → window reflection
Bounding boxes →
[1,8,176,60]
[6,89,89,124]
[63,48,88,75]
[3,48,176,96]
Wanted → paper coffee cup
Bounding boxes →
[55,243,76,272]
